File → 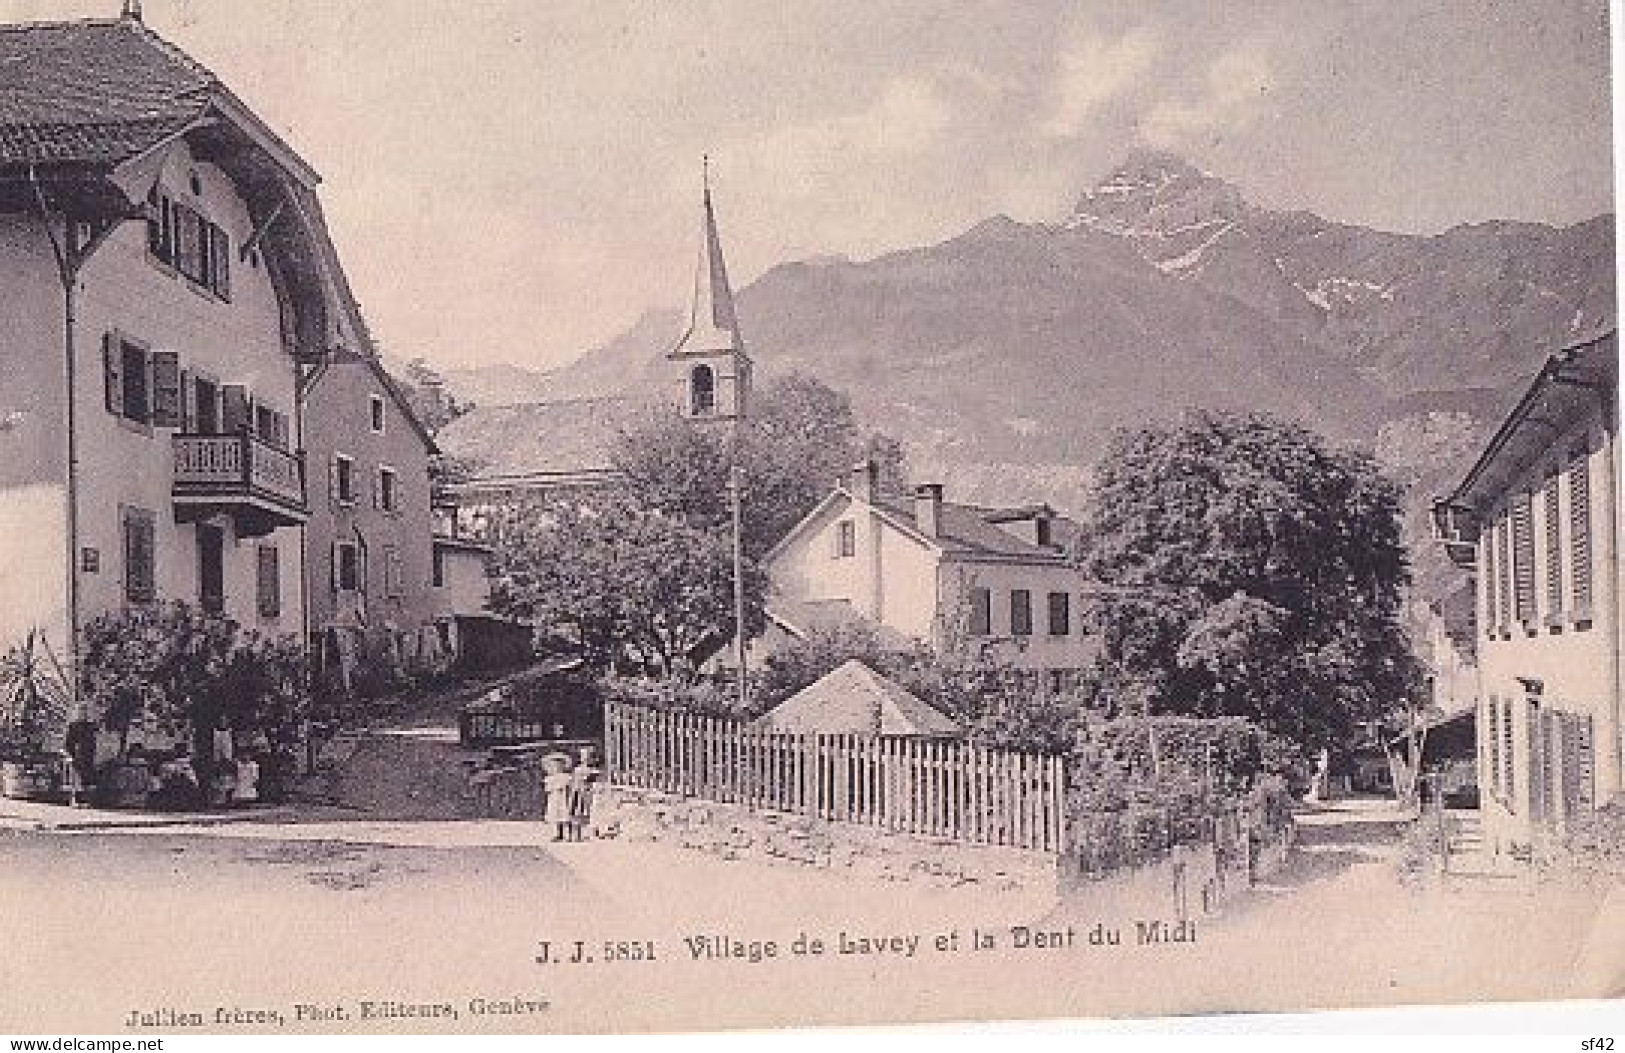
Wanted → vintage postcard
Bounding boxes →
[0,0,1619,1037]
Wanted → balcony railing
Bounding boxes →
[173,432,306,519]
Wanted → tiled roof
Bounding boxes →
[0,18,214,165]
[873,495,1077,561]
[434,397,644,481]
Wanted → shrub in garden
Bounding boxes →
[80,602,311,771]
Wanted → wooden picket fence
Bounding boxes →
[604,702,1068,853]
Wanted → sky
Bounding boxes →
[9,0,1617,371]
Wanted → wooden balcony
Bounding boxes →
[172,432,306,538]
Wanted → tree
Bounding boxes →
[392,357,474,436]
[1077,410,1423,755]
[488,493,768,678]
[611,373,907,557]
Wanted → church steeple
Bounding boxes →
[668,159,751,420]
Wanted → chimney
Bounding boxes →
[121,0,143,21]
[914,484,943,538]
[1034,508,1055,549]
[846,460,880,503]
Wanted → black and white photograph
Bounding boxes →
[0,0,1619,1037]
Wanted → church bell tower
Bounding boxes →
[667,162,751,421]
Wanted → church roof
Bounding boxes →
[752,660,962,738]
[669,175,748,361]
[434,396,644,487]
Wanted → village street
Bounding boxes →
[0,755,1618,1034]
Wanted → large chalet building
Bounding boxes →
[1433,330,1621,855]
[0,8,445,752]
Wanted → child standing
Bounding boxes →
[542,753,574,842]
[568,746,601,842]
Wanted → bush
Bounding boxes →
[0,630,70,758]
[80,602,310,761]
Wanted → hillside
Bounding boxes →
[438,151,1615,593]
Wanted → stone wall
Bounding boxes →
[593,786,1061,895]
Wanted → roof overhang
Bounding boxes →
[1435,330,1617,527]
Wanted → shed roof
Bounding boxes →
[753,659,962,738]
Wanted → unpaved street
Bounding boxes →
[0,797,1617,1033]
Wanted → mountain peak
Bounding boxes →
[1070,149,1250,237]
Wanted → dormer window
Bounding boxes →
[690,365,716,416]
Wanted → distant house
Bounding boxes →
[1431,330,1620,853]
[764,462,1099,690]
[302,351,442,686]
[753,660,961,738]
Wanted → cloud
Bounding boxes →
[718,75,954,202]
[1141,41,1276,149]
[1040,24,1160,138]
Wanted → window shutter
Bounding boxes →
[329,541,340,593]
[221,384,249,434]
[1495,515,1512,634]
[328,457,340,506]
[1511,493,1535,629]
[371,468,381,510]
[103,333,123,415]
[1576,714,1595,811]
[150,351,182,428]
[1543,473,1563,624]
[1569,453,1593,619]
[1486,697,1500,798]
[1500,698,1515,809]
[1481,529,1496,638]
[209,223,231,300]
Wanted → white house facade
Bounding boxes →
[1433,331,1622,855]
[766,463,1100,689]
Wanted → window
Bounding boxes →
[146,189,230,299]
[1569,451,1593,619]
[121,507,156,604]
[378,467,399,514]
[432,546,446,588]
[383,546,404,598]
[969,587,991,637]
[333,455,357,505]
[690,365,716,416]
[334,542,362,593]
[193,377,220,434]
[120,340,150,421]
[1047,591,1070,636]
[1010,589,1033,636]
[369,394,386,434]
[834,520,855,558]
[256,544,281,619]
